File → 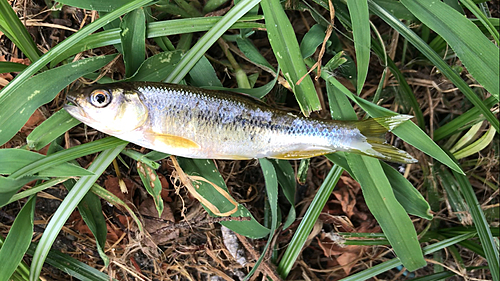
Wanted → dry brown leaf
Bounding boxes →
[139,197,179,245]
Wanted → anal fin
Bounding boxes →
[270,149,335,159]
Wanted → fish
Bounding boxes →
[64,81,417,163]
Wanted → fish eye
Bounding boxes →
[90,90,111,107]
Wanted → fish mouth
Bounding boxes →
[63,96,87,119]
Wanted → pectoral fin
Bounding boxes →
[144,130,200,149]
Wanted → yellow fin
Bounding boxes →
[144,130,200,149]
[270,149,334,159]
[213,154,252,160]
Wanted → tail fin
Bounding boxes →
[354,115,417,164]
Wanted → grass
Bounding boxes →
[0,0,498,280]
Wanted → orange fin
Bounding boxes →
[270,149,334,159]
[144,130,200,149]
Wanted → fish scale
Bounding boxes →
[64,81,417,163]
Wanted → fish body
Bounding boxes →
[64,82,416,163]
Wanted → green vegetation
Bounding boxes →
[0,0,498,280]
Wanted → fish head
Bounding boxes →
[64,84,149,135]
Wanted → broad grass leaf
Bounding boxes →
[0,1,40,62]
[120,8,146,77]
[9,137,127,180]
[50,16,264,67]
[401,0,499,100]
[0,54,117,146]
[0,149,93,177]
[327,79,426,271]
[300,24,327,58]
[346,0,370,94]
[65,179,110,266]
[129,51,183,82]
[261,0,321,116]
[373,0,416,21]
[380,162,432,220]
[325,154,432,220]
[434,96,497,141]
[25,243,116,281]
[30,144,126,281]
[0,61,28,73]
[0,177,39,206]
[0,196,36,281]
[268,159,296,229]
[346,154,426,271]
[56,0,136,12]
[27,109,81,151]
[236,37,275,72]
[188,56,223,87]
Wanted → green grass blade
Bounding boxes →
[269,159,296,229]
[0,1,41,62]
[452,169,500,280]
[277,165,343,278]
[341,232,476,281]
[29,144,126,281]
[0,61,28,73]
[346,0,370,94]
[165,0,262,83]
[0,54,117,146]
[453,126,497,159]
[460,0,499,44]
[129,50,183,82]
[120,8,146,77]
[26,243,116,281]
[437,167,471,224]
[0,0,154,109]
[0,149,91,177]
[50,16,264,67]
[326,72,425,270]
[368,0,499,132]
[0,177,39,206]
[246,159,278,278]
[57,0,136,12]
[332,6,426,128]
[261,0,321,116]
[9,137,127,180]
[401,0,499,99]
[63,179,109,266]
[27,109,81,150]
[347,155,426,271]
[299,24,326,58]
[1,178,70,208]
[380,162,432,220]
[433,96,497,141]
[0,195,36,281]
